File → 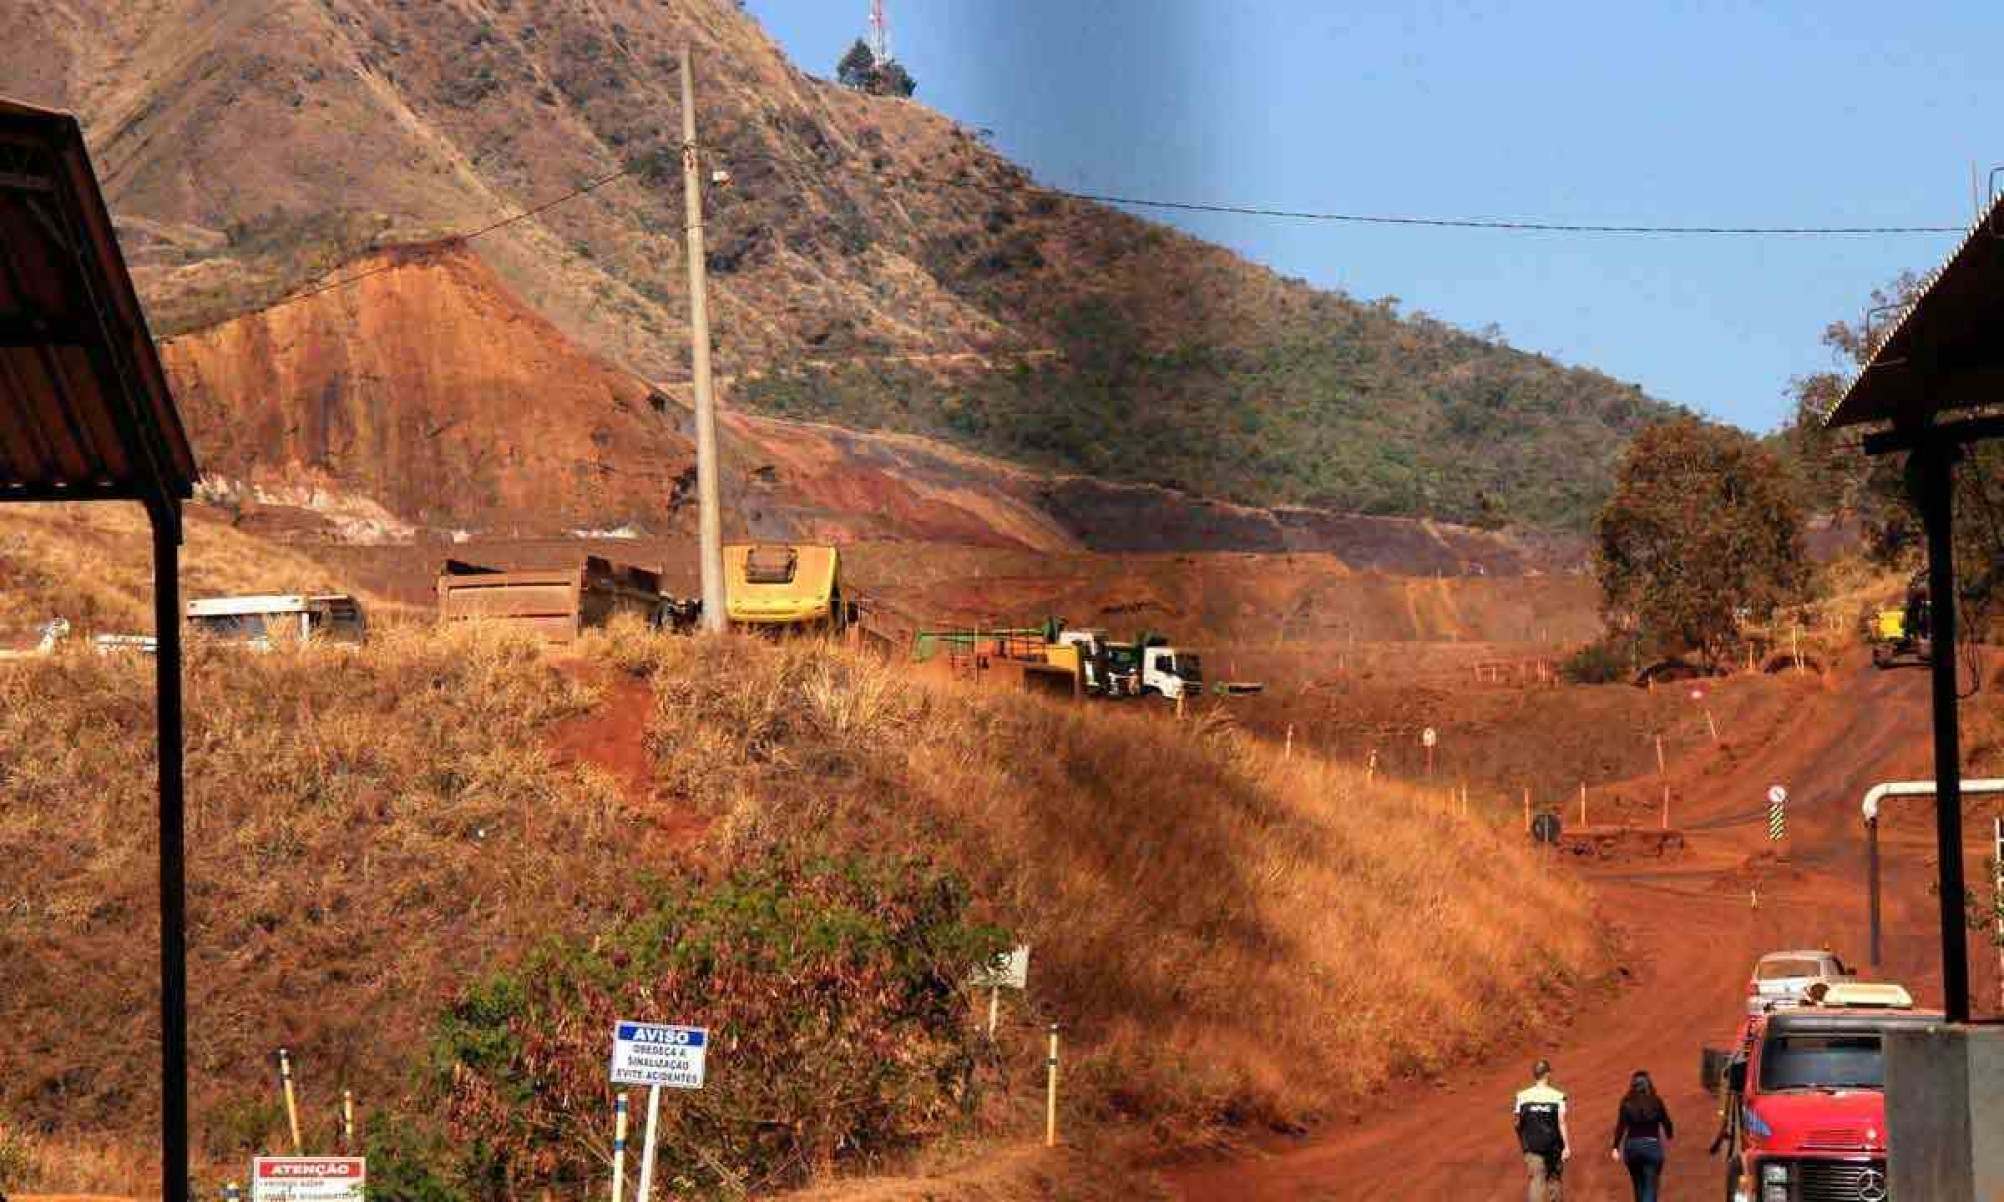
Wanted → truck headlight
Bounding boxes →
[1760,1161,1790,1202]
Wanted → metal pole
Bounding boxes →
[1868,816,1882,970]
[150,498,189,1202]
[611,1093,629,1202]
[1916,441,1971,1023]
[1995,816,2003,1015]
[636,1083,662,1202]
[681,43,726,635]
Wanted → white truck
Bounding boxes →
[186,594,368,648]
[1138,643,1202,700]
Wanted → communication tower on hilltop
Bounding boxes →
[869,0,892,64]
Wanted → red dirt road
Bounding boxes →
[1172,662,1989,1200]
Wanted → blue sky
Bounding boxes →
[744,1,1997,431]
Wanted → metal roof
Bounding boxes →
[1827,190,2004,431]
[0,97,196,503]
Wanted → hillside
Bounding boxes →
[0,507,1600,1197]
[5,0,1682,533]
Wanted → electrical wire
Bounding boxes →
[252,138,1968,318]
[705,144,1966,236]
[259,162,642,313]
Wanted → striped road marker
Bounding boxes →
[1767,784,1789,842]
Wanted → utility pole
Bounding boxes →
[681,43,726,634]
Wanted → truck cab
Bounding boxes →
[1139,645,1202,699]
[1723,983,1936,1202]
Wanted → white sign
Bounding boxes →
[611,1021,708,1090]
[973,945,1031,990]
[1421,727,1438,748]
[251,1159,365,1202]
[1768,785,1788,806]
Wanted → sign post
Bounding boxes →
[611,1093,629,1202]
[973,946,1031,1040]
[611,1022,709,1202]
[250,1159,365,1202]
[1421,727,1437,777]
[1768,785,1788,846]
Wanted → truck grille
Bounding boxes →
[1798,1159,1889,1202]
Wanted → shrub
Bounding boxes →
[435,856,1009,1194]
[1562,635,1633,684]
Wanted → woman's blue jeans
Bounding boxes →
[1621,1137,1665,1202]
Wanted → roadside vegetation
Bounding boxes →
[0,509,1600,1197]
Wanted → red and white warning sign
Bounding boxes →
[251,1158,366,1202]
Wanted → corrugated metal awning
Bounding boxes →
[1827,191,2004,432]
[0,97,196,503]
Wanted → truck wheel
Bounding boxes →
[1721,1142,1743,1202]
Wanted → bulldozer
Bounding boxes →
[1868,575,1931,669]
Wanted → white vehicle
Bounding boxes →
[1139,644,1203,700]
[1055,628,1135,697]
[1745,949,1855,1014]
[186,594,367,648]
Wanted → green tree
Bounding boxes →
[1595,418,1810,664]
[836,39,876,89]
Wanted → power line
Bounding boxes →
[718,144,1963,235]
[252,138,1969,318]
[260,162,640,312]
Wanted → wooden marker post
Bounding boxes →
[340,1088,354,1152]
[1045,1025,1061,1148]
[1578,782,1587,827]
[987,985,1002,1041]
[611,1093,629,1202]
[1656,734,1670,829]
[1523,787,1532,833]
[276,1048,303,1155]
[1284,724,1294,760]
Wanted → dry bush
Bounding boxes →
[0,504,364,643]
[0,623,635,1170]
[597,632,1601,1141]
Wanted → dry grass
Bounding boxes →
[586,627,1602,1142]
[0,505,372,645]
[0,623,631,1183]
[0,507,1599,1193]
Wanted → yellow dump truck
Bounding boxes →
[724,544,855,634]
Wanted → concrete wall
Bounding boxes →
[1886,1024,2004,1201]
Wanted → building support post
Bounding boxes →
[150,496,189,1202]
[1914,439,1972,1022]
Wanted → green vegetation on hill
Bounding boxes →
[744,296,1681,530]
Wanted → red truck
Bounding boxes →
[1716,982,1936,1202]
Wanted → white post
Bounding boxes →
[1578,781,1587,828]
[1284,724,1294,760]
[987,986,1001,1040]
[1995,817,2003,1015]
[1045,1025,1060,1148]
[611,1092,629,1202]
[277,1048,303,1155]
[636,1084,662,1202]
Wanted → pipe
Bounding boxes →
[1858,779,2004,990]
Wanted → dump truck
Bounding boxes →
[437,557,681,643]
[724,543,856,634]
[186,594,367,648]
[910,626,1082,696]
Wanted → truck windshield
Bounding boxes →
[190,614,275,641]
[1756,958,1827,981]
[1759,1033,1883,1090]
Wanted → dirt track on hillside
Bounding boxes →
[1172,661,1992,1201]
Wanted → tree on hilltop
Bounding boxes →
[1595,417,1810,664]
[835,38,917,97]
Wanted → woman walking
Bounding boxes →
[1611,1069,1674,1202]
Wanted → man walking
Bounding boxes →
[1514,1058,1571,1201]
